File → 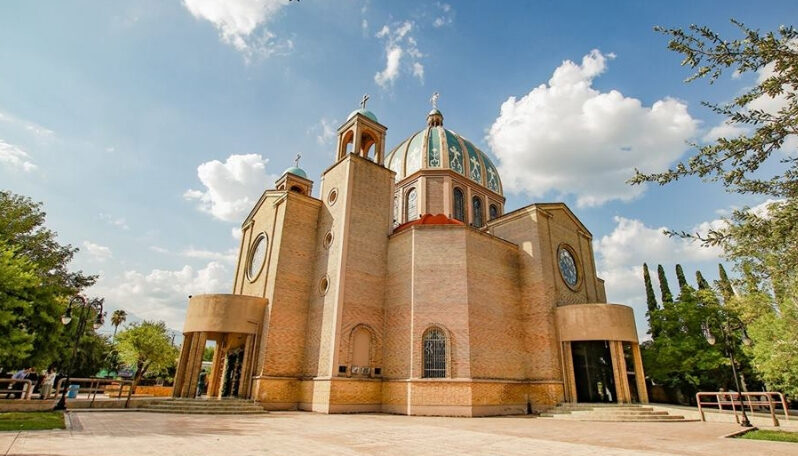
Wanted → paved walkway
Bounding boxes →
[0,411,795,455]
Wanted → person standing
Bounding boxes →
[40,368,56,400]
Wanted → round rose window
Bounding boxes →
[558,246,578,288]
[247,233,268,281]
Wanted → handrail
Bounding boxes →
[54,377,134,408]
[696,391,789,427]
[0,379,33,400]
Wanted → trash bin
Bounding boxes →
[67,384,80,399]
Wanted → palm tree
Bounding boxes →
[111,309,127,338]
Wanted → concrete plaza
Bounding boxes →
[1,411,795,456]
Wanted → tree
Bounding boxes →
[630,20,798,397]
[0,242,37,367]
[717,264,735,303]
[675,264,689,291]
[643,263,661,338]
[695,270,711,291]
[203,346,215,362]
[657,264,674,304]
[116,321,178,389]
[111,310,127,338]
[0,191,96,370]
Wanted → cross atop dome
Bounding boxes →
[430,91,439,110]
[360,93,369,109]
[427,91,444,127]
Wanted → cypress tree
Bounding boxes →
[718,264,735,303]
[643,263,659,313]
[695,270,711,291]
[657,264,673,304]
[643,263,660,338]
[675,264,688,290]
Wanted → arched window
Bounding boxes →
[453,187,465,222]
[351,327,371,375]
[472,196,483,227]
[393,196,399,227]
[489,204,499,221]
[423,328,446,378]
[405,188,418,221]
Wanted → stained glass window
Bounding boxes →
[405,188,418,221]
[453,188,465,222]
[489,204,499,220]
[558,247,579,288]
[472,196,483,227]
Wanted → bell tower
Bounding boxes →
[336,94,387,164]
[302,97,394,412]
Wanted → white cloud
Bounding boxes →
[99,213,130,230]
[82,241,113,263]
[149,246,170,254]
[89,261,231,330]
[182,0,292,61]
[0,110,54,138]
[374,21,424,89]
[0,140,37,172]
[231,227,243,240]
[182,247,237,263]
[432,3,454,28]
[594,216,724,337]
[487,50,698,207]
[312,118,337,146]
[184,153,277,222]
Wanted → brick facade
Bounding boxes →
[178,110,647,415]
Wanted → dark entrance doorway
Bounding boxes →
[221,349,243,397]
[572,341,616,403]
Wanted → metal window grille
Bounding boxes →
[423,328,446,378]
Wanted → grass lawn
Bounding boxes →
[738,429,798,443]
[0,412,65,431]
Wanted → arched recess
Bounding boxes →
[338,129,355,159]
[360,131,376,161]
[347,324,378,377]
[421,325,450,378]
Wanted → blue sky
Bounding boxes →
[1,1,795,336]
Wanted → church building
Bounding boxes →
[173,97,648,416]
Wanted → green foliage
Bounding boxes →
[631,20,798,399]
[631,20,798,199]
[116,321,178,387]
[739,429,798,443]
[729,279,798,397]
[643,263,661,338]
[657,264,674,304]
[696,271,711,291]
[203,345,215,362]
[0,242,37,367]
[642,287,729,396]
[110,309,127,337]
[717,264,735,303]
[0,191,96,371]
[675,264,688,291]
[0,412,65,431]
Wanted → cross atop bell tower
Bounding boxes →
[336,94,387,165]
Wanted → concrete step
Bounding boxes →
[140,399,267,415]
[541,403,690,422]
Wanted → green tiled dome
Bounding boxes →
[347,108,378,123]
[384,111,503,195]
[283,166,307,179]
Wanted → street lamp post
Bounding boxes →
[702,315,753,427]
[53,295,104,411]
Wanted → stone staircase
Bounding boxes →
[140,398,268,415]
[540,403,694,422]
